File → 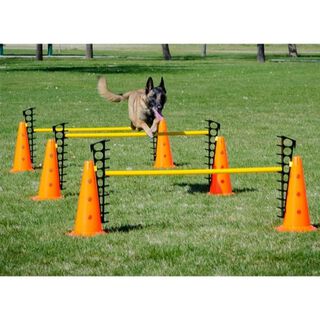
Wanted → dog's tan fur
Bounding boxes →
[97,76,163,138]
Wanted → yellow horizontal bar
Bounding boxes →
[66,130,208,139]
[68,127,132,132]
[34,126,132,133]
[34,128,53,133]
[105,167,282,176]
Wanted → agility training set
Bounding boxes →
[10,107,318,236]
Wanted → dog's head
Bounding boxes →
[145,77,167,120]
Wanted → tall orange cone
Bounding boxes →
[31,139,62,201]
[209,136,234,195]
[10,121,34,173]
[69,160,105,237]
[276,156,316,232]
[154,118,175,169]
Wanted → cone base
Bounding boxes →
[153,164,176,169]
[276,224,317,232]
[31,195,63,201]
[208,191,235,196]
[67,230,107,237]
[10,168,34,173]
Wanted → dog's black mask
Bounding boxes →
[145,77,167,120]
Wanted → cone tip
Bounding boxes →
[292,155,303,166]
[46,138,56,146]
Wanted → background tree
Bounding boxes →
[288,44,298,57]
[86,44,93,59]
[36,44,43,61]
[257,44,265,63]
[161,44,172,60]
[48,44,53,56]
[201,44,207,57]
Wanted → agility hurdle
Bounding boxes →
[104,167,282,176]
[89,136,296,225]
[72,144,317,237]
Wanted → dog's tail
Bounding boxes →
[97,76,131,103]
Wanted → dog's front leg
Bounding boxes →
[139,121,154,138]
[150,118,160,133]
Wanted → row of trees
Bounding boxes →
[35,44,173,60]
[257,44,298,62]
[37,43,301,61]
[38,44,94,59]
[0,44,299,61]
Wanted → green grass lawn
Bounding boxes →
[1,45,320,275]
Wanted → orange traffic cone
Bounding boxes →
[276,156,316,232]
[68,160,105,237]
[154,118,175,169]
[31,139,62,201]
[10,121,34,173]
[209,136,234,195]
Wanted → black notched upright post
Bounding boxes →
[277,136,296,218]
[90,140,110,225]
[205,120,221,187]
[151,135,157,162]
[151,122,160,162]
[22,107,36,167]
[52,123,68,190]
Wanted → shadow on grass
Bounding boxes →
[173,162,190,167]
[106,223,145,233]
[63,191,79,197]
[175,183,209,194]
[63,189,115,198]
[3,52,267,74]
[32,165,43,170]
[175,183,258,194]
[232,187,258,194]
[3,63,194,75]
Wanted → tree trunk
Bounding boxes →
[288,44,298,57]
[36,44,43,61]
[257,44,265,63]
[86,44,93,59]
[161,44,172,60]
[201,44,207,57]
[48,44,53,56]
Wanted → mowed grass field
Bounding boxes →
[1,44,320,275]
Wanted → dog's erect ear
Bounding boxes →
[159,77,166,93]
[145,77,154,94]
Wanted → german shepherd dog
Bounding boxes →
[97,76,167,138]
